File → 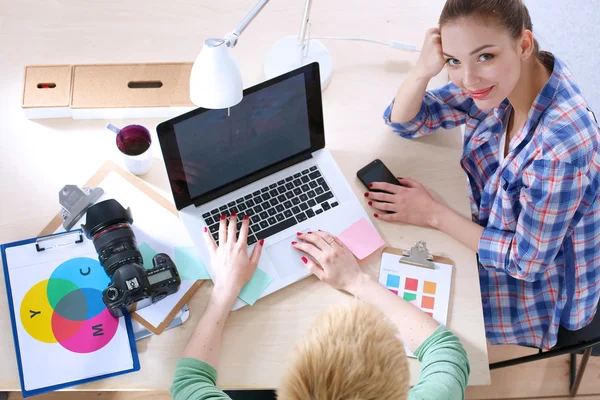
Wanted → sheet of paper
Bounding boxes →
[238,268,273,306]
[134,280,196,327]
[3,239,135,392]
[378,252,453,357]
[338,217,385,259]
[174,246,210,280]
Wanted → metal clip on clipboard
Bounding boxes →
[399,241,435,269]
[35,230,84,252]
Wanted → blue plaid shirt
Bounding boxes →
[383,54,600,349]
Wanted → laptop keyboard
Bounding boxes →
[201,166,339,245]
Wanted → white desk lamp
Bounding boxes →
[189,0,418,109]
[190,0,330,109]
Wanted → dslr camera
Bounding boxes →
[82,199,181,317]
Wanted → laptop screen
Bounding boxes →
[157,62,325,210]
[174,74,311,199]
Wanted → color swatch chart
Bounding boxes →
[378,252,453,326]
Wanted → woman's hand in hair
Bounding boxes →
[415,27,446,79]
[292,231,366,294]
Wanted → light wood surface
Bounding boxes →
[5,344,600,399]
[0,0,490,392]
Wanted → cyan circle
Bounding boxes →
[49,257,109,292]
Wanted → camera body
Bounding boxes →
[82,199,181,317]
[102,253,180,317]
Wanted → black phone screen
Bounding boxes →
[356,159,400,192]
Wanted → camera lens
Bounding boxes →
[82,199,143,276]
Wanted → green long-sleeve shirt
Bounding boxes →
[170,325,470,400]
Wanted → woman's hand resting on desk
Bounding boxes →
[292,231,366,294]
[203,212,264,301]
[367,177,442,228]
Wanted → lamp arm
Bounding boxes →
[224,0,270,48]
[298,0,312,43]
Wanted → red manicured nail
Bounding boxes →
[204,227,208,232]
[259,239,264,246]
[368,183,373,188]
[291,241,297,245]
[397,177,403,180]
[297,232,303,236]
[220,214,226,220]
[301,256,308,264]
[307,231,312,234]
[364,192,369,197]
[231,211,237,217]
[244,215,249,220]
[374,213,379,218]
[368,201,373,206]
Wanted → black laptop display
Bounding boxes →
[157,62,325,211]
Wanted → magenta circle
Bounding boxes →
[56,308,119,353]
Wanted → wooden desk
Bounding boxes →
[0,0,490,392]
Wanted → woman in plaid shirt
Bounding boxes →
[375,0,600,349]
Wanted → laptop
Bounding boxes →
[157,62,370,309]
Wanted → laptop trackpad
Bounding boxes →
[266,229,311,279]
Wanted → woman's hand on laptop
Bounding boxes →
[292,231,366,294]
[203,212,264,302]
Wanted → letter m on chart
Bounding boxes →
[92,324,104,336]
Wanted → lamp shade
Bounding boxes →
[189,39,243,108]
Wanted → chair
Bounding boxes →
[489,309,600,397]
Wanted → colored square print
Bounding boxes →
[405,278,418,291]
[386,274,400,288]
[421,296,435,310]
[403,292,417,302]
[388,289,398,295]
[423,281,437,295]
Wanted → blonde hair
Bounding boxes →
[278,301,410,400]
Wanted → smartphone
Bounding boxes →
[356,159,401,193]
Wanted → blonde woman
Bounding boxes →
[171,215,470,400]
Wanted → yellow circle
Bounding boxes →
[20,280,57,343]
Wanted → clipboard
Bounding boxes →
[39,160,204,335]
[379,241,454,323]
[384,241,455,269]
[1,229,140,397]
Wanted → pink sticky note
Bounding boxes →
[338,217,385,260]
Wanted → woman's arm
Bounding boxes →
[171,213,264,400]
[181,213,264,366]
[292,231,439,352]
[369,158,592,282]
[384,28,473,138]
[390,69,432,124]
[430,202,484,254]
[390,28,447,123]
[366,177,484,256]
[409,326,470,400]
[181,289,238,368]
